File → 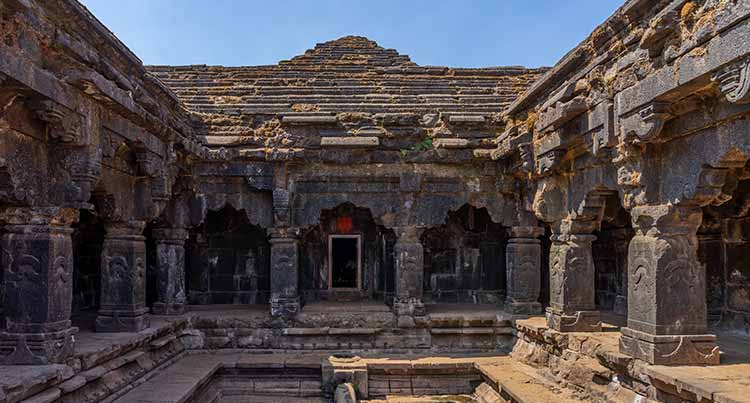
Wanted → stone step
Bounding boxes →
[475,359,588,403]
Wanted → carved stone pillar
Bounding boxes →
[546,231,602,332]
[269,228,300,318]
[151,228,188,315]
[619,205,720,365]
[393,227,425,326]
[95,221,150,332]
[0,208,78,364]
[505,226,544,315]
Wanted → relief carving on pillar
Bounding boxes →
[712,56,750,104]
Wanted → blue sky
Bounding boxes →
[79,0,623,68]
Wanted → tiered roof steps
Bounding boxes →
[148,36,546,136]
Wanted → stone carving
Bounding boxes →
[152,228,188,315]
[270,232,300,317]
[96,223,150,332]
[518,142,534,173]
[28,99,87,146]
[505,226,544,314]
[535,149,565,175]
[620,205,719,365]
[712,57,750,104]
[619,101,672,143]
[273,188,291,228]
[545,233,601,332]
[0,209,77,364]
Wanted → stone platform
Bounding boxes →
[513,316,750,403]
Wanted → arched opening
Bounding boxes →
[185,206,270,305]
[421,204,508,305]
[699,165,750,334]
[71,208,105,329]
[300,203,396,303]
[592,193,633,322]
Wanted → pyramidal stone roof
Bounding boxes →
[147,36,547,138]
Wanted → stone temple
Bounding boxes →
[0,0,750,402]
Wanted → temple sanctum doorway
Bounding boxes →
[329,234,361,289]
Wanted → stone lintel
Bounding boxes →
[320,136,379,148]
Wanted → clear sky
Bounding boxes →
[79,0,623,68]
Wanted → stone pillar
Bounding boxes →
[269,228,300,318]
[612,228,632,316]
[393,227,425,326]
[95,221,150,332]
[619,205,720,365]
[546,232,602,332]
[151,228,188,315]
[0,208,78,364]
[505,226,544,315]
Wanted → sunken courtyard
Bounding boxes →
[1,0,750,402]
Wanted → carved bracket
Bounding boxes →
[28,99,87,146]
[712,57,750,104]
[536,149,566,176]
[620,101,672,143]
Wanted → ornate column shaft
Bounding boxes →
[151,228,189,315]
[393,226,425,326]
[505,226,544,315]
[269,228,300,318]
[619,204,720,365]
[0,207,78,364]
[546,230,602,332]
[95,221,150,332]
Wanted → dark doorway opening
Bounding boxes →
[330,236,360,289]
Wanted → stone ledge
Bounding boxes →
[320,136,379,147]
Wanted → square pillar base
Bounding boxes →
[151,302,186,316]
[271,296,300,318]
[507,301,542,315]
[546,308,601,332]
[619,327,720,365]
[0,326,77,365]
[95,309,150,332]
